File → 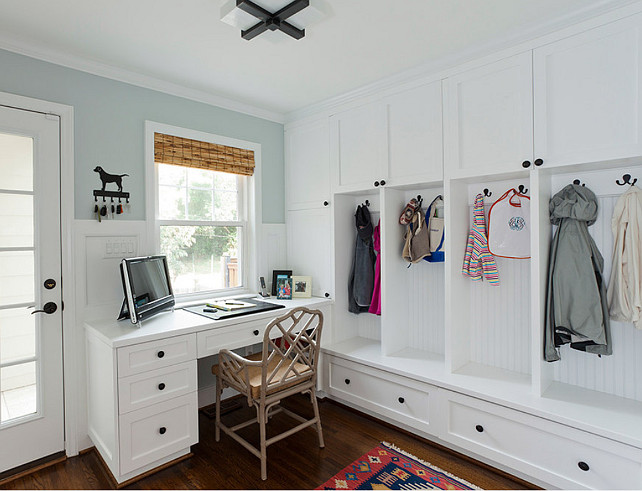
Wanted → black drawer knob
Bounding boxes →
[158,383,166,391]
[374,181,380,187]
[522,160,531,169]
[159,427,167,435]
[157,350,165,358]
[398,397,405,404]
[380,179,386,186]
[534,158,544,167]
[325,292,330,298]
[578,461,589,472]
[253,329,259,336]
[344,378,350,385]
[475,425,484,433]
[323,200,329,206]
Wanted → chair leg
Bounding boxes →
[310,388,325,448]
[259,402,268,480]
[215,372,222,442]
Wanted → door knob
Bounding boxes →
[31,302,57,315]
[534,158,544,167]
[522,160,531,168]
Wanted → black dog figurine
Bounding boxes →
[94,166,129,192]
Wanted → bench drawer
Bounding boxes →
[443,391,642,489]
[117,334,196,377]
[119,392,198,475]
[118,361,197,414]
[327,356,435,433]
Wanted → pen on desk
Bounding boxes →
[203,308,218,313]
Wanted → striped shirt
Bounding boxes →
[462,194,500,285]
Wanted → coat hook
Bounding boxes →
[365,200,370,207]
[483,188,492,197]
[573,179,585,187]
[518,184,528,194]
[103,196,106,202]
[616,173,638,186]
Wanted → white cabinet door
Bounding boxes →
[285,119,330,210]
[286,208,332,299]
[444,52,533,176]
[534,13,642,169]
[385,80,443,185]
[330,101,387,192]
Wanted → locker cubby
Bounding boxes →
[330,191,382,352]
[380,185,445,368]
[533,165,642,406]
[446,174,533,391]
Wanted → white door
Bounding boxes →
[533,13,642,168]
[286,208,332,299]
[444,52,534,177]
[385,80,443,185]
[330,101,387,192]
[285,120,330,211]
[0,105,64,472]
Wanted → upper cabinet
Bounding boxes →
[385,80,444,185]
[444,52,534,177]
[285,119,331,210]
[330,101,388,192]
[533,13,642,168]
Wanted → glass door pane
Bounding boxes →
[0,133,37,425]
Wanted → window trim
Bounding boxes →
[145,121,262,303]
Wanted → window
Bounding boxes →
[148,124,260,299]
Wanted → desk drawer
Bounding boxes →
[327,357,434,433]
[118,361,197,414]
[119,392,198,475]
[443,391,642,489]
[197,320,267,357]
[117,334,196,377]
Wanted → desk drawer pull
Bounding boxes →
[158,383,166,391]
[344,378,350,385]
[476,425,484,433]
[578,461,589,472]
[157,350,165,358]
[159,426,167,435]
[253,329,260,336]
[398,397,405,404]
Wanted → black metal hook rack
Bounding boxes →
[94,190,130,203]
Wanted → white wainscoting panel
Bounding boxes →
[408,262,446,356]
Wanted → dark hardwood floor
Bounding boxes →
[1,395,536,490]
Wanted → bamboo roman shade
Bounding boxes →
[154,133,255,177]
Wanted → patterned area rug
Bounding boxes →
[317,442,480,490]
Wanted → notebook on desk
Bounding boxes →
[183,298,285,321]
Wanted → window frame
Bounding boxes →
[145,121,262,303]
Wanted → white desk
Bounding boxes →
[85,297,332,485]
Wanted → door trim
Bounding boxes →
[0,92,76,456]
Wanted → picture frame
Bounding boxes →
[271,269,292,296]
[292,275,312,298]
[276,275,293,300]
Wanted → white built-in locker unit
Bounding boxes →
[285,5,642,489]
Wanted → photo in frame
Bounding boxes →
[276,275,292,300]
[292,276,312,298]
[271,269,292,296]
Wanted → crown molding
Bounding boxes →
[286,0,642,123]
[0,34,285,124]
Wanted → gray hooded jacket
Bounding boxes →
[544,184,612,362]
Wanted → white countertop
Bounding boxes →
[85,296,333,349]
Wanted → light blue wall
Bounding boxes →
[0,49,285,223]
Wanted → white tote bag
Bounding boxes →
[488,188,530,259]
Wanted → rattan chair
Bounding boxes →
[213,307,324,480]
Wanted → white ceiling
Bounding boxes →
[0,0,633,119]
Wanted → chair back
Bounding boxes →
[260,307,323,399]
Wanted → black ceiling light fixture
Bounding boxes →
[236,0,310,40]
